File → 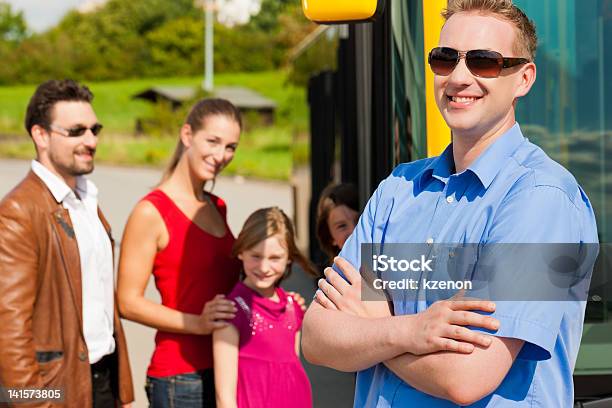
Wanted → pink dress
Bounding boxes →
[227,281,313,408]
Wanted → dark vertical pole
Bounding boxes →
[336,28,359,186]
[371,3,393,189]
[308,71,336,267]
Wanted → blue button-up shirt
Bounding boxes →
[338,123,598,407]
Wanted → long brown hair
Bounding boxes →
[160,98,243,183]
[316,183,359,262]
[233,207,318,285]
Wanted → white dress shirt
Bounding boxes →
[32,160,115,364]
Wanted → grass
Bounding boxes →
[0,71,308,180]
[227,127,292,179]
[0,84,35,134]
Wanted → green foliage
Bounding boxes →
[0,2,27,84]
[0,0,201,83]
[214,23,283,72]
[7,32,80,84]
[248,0,291,32]
[58,0,198,35]
[287,33,338,86]
[145,16,204,77]
[0,2,27,42]
[0,0,316,85]
[56,10,145,80]
[51,0,195,80]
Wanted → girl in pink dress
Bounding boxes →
[213,207,317,408]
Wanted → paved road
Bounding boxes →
[0,159,354,408]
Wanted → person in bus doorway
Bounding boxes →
[302,0,598,407]
[315,183,360,266]
[0,79,134,407]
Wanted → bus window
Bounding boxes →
[391,0,427,162]
[514,0,612,321]
[515,0,611,243]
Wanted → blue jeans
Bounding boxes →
[145,369,216,408]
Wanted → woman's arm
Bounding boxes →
[117,200,235,334]
[213,325,240,408]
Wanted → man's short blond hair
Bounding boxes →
[442,0,537,61]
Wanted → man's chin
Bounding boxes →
[71,163,95,176]
[443,116,483,137]
[443,111,476,127]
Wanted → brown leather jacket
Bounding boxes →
[0,171,134,407]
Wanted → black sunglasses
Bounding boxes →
[49,123,103,137]
[428,47,530,78]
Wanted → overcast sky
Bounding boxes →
[4,0,95,32]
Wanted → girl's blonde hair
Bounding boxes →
[233,207,318,284]
[160,98,243,183]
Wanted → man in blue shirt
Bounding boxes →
[302,0,599,406]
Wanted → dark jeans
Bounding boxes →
[91,355,115,408]
[145,369,216,408]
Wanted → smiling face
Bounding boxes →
[32,101,99,186]
[182,114,241,182]
[239,234,290,296]
[434,12,536,140]
[327,204,359,251]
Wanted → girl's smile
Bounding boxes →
[238,234,290,299]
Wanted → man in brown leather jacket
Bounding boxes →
[0,80,134,407]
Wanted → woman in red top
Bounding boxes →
[118,98,243,407]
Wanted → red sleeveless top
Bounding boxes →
[143,189,241,377]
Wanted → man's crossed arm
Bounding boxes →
[302,257,523,406]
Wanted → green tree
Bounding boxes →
[0,2,27,42]
[0,2,28,83]
[249,0,293,32]
[214,23,282,72]
[49,0,200,80]
[0,0,318,84]
[145,16,204,77]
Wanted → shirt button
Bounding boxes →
[78,351,87,361]
[426,238,434,244]
[446,196,454,203]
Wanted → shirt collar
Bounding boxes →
[466,123,525,189]
[75,172,98,201]
[31,160,97,204]
[419,123,525,190]
[418,144,455,189]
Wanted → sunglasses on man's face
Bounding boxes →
[49,123,103,137]
[428,47,530,78]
